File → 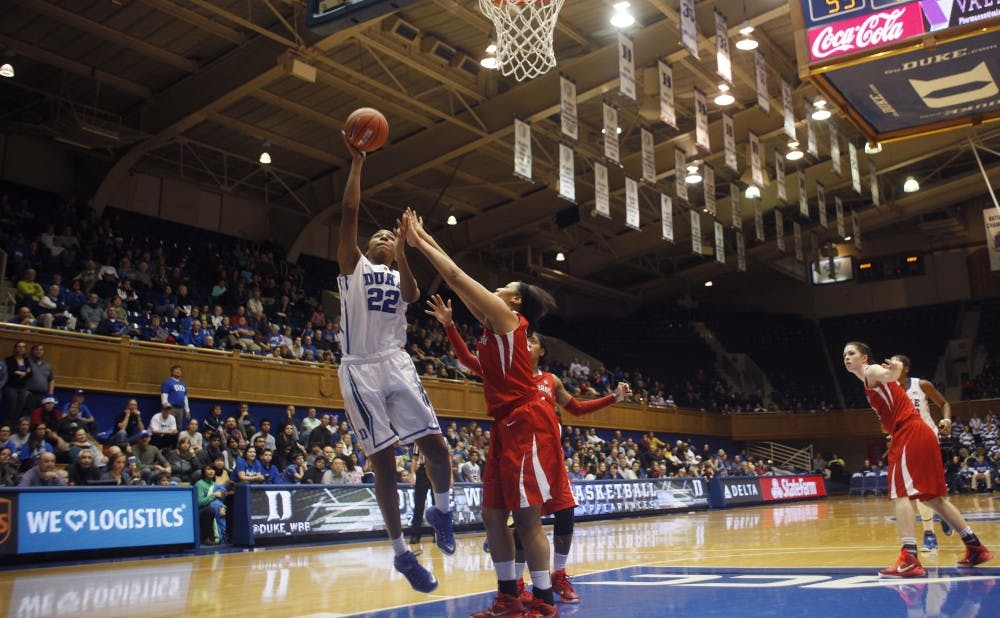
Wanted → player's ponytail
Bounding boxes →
[517,282,556,334]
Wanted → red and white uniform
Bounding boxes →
[865,378,947,501]
[534,372,577,516]
[447,316,564,511]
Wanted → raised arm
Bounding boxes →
[337,134,366,275]
[426,294,482,375]
[864,358,903,387]
[554,375,631,417]
[394,216,419,304]
[403,209,517,333]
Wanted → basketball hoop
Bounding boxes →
[479,0,565,82]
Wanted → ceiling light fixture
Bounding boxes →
[447,214,458,226]
[786,141,804,161]
[685,164,702,184]
[555,251,566,262]
[481,41,498,69]
[864,140,883,155]
[259,143,271,165]
[735,22,758,51]
[610,2,636,28]
[0,63,13,78]
[600,127,623,135]
[844,235,852,241]
[704,281,713,287]
[903,176,920,193]
[714,83,735,106]
[810,98,832,120]
[744,185,761,199]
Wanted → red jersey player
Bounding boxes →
[402,208,559,618]
[427,295,630,605]
[843,341,991,577]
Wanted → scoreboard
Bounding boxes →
[791,1,1000,142]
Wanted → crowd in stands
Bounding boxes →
[962,359,1000,401]
[940,413,1000,493]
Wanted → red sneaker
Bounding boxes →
[523,598,560,618]
[469,592,524,618]
[551,569,580,604]
[516,578,534,604]
[878,550,926,578]
[957,544,994,567]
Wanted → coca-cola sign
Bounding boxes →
[808,3,926,62]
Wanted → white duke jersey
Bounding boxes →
[337,255,407,357]
[905,377,935,431]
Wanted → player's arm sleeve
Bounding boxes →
[563,395,617,417]
[445,323,482,376]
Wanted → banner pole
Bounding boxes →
[969,138,1000,215]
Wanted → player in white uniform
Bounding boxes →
[337,134,455,594]
[892,355,954,551]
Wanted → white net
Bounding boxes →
[478,0,566,82]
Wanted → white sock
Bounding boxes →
[391,535,409,556]
[553,552,569,572]
[433,491,451,513]
[495,560,516,581]
[515,561,526,580]
[530,569,551,590]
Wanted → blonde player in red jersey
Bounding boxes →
[402,208,560,618]
[426,295,630,605]
[843,342,992,577]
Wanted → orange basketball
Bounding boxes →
[344,107,389,152]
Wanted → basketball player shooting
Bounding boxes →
[336,132,455,594]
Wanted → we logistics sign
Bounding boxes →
[0,488,197,555]
[710,475,826,508]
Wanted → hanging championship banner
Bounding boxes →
[595,162,610,218]
[982,209,1000,271]
[618,33,636,100]
[849,142,861,194]
[675,148,688,203]
[782,78,796,140]
[641,128,656,183]
[715,10,731,85]
[776,209,785,252]
[852,210,862,250]
[835,196,846,238]
[680,0,699,59]
[661,194,674,242]
[830,121,842,177]
[659,60,677,129]
[691,210,702,256]
[514,118,532,181]
[776,153,787,202]
[736,231,746,272]
[793,221,803,262]
[731,184,742,230]
[806,117,818,158]
[625,177,640,230]
[603,102,619,164]
[798,171,809,218]
[715,221,726,264]
[755,50,769,113]
[558,143,575,203]
[749,131,763,187]
[817,182,827,227]
[560,74,578,141]
[694,88,710,152]
[753,198,764,242]
[870,161,880,207]
[723,113,737,173]
[704,164,716,217]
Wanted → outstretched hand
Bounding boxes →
[342,131,366,162]
[614,381,633,402]
[394,216,408,261]
[424,294,453,326]
[401,208,425,247]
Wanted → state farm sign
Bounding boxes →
[760,475,827,502]
[808,4,926,62]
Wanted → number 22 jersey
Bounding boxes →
[337,254,407,357]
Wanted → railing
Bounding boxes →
[747,441,814,472]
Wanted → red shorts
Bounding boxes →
[483,398,573,512]
[888,418,948,501]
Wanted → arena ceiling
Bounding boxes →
[2,0,999,310]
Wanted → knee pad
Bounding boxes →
[553,507,575,537]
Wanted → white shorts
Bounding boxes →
[338,348,440,455]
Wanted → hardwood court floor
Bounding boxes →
[2,494,999,617]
